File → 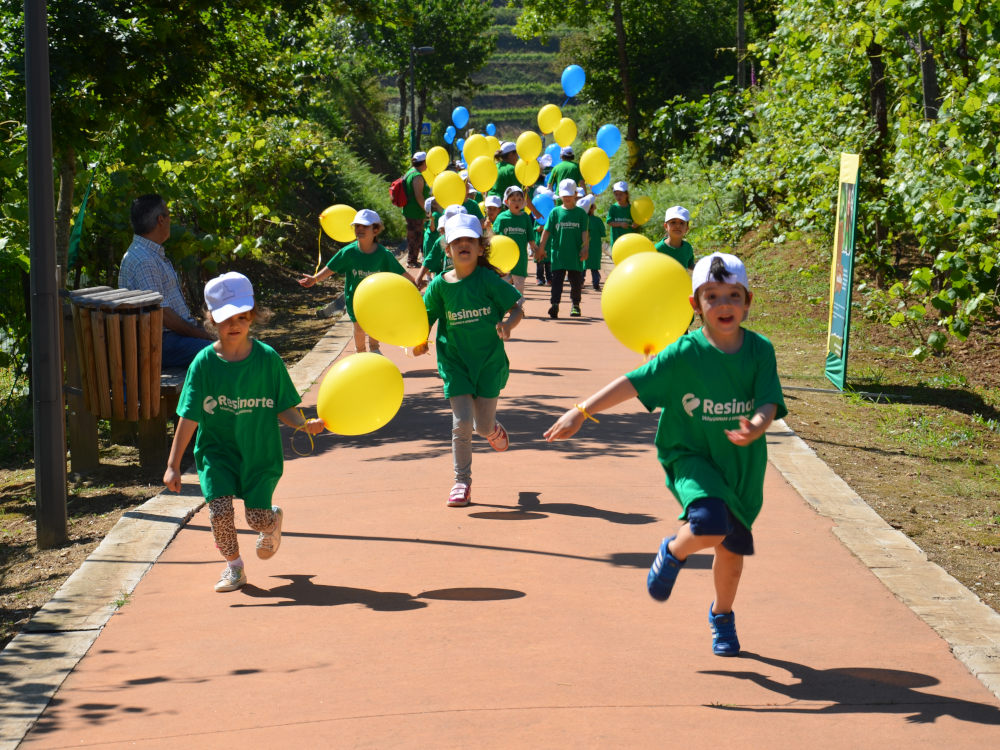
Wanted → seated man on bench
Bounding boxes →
[118,193,213,368]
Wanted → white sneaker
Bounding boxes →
[256,506,283,560]
[214,565,247,593]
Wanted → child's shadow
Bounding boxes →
[469,491,657,525]
[701,651,1000,725]
[234,575,427,611]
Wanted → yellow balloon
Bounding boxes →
[485,135,501,155]
[601,252,693,356]
[516,131,542,160]
[353,272,429,347]
[316,353,405,435]
[580,147,610,187]
[319,204,356,243]
[468,154,498,193]
[479,201,486,216]
[463,133,490,164]
[514,158,540,186]
[611,233,656,265]
[489,235,520,274]
[426,146,449,174]
[537,104,562,134]
[554,117,577,148]
[433,171,466,208]
[631,196,654,225]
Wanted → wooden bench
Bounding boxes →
[64,286,186,474]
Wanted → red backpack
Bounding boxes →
[389,176,408,207]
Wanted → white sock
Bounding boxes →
[228,556,244,569]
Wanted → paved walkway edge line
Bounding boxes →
[0,316,352,750]
[767,419,1000,700]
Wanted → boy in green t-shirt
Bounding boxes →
[545,252,787,657]
[606,180,638,247]
[654,205,696,270]
[538,179,589,318]
[492,185,537,306]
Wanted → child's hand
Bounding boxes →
[725,416,764,446]
[298,274,316,288]
[303,418,326,435]
[412,341,429,356]
[544,408,586,441]
[163,466,182,493]
[497,321,512,340]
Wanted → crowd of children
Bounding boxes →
[163,138,785,659]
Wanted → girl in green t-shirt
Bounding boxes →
[165,272,325,593]
[413,213,523,508]
[544,252,787,657]
[606,181,638,247]
[579,194,607,291]
[298,209,416,354]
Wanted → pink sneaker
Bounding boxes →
[486,423,509,452]
[448,482,471,507]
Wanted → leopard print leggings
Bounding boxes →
[208,497,277,559]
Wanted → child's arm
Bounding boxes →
[414,265,430,290]
[496,304,524,340]
[537,230,549,260]
[299,267,334,288]
[580,230,589,263]
[164,417,199,492]
[725,403,778,446]
[544,375,638,441]
[278,406,325,435]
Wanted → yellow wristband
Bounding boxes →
[575,403,599,423]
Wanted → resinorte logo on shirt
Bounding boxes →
[446,305,493,325]
[681,393,755,422]
[204,394,275,416]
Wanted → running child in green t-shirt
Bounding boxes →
[492,185,537,308]
[298,209,416,354]
[164,272,325,593]
[539,178,590,318]
[606,180,638,247]
[654,205,696,270]
[544,252,787,657]
[413,213,523,508]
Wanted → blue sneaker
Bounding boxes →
[647,536,685,601]
[708,604,740,656]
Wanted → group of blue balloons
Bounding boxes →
[444,107,498,144]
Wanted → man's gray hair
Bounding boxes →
[130,194,168,235]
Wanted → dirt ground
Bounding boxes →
[3,238,1000,652]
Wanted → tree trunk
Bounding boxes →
[611,0,641,171]
[397,75,408,151]
[54,146,76,286]
[918,32,940,120]
[417,86,428,151]
[867,41,890,283]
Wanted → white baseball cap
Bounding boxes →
[664,205,691,223]
[576,187,585,197]
[441,204,468,225]
[538,154,553,169]
[613,181,628,192]
[560,147,574,158]
[459,169,469,180]
[503,185,524,201]
[499,141,516,155]
[424,197,435,213]
[205,272,255,323]
[485,195,503,208]
[577,195,595,213]
[352,209,381,226]
[412,151,427,162]
[445,213,483,243]
[558,178,577,197]
[691,252,749,294]
[534,186,553,198]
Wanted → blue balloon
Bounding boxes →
[561,65,586,98]
[533,192,555,221]
[444,125,456,144]
[596,124,622,157]
[452,106,470,129]
[486,123,496,136]
[591,171,612,195]
[456,137,465,152]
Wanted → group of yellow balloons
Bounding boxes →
[316,273,429,435]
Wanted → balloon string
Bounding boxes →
[290,408,318,457]
[315,227,323,275]
[562,97,571,108]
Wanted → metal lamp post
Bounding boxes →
[409,45,435,154]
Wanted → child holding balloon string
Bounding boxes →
[164,272,325,593]
[492,185,536,307]
[655,205,696,271]
[413,213,523,508]
[606,181,639,247]
[544,252,786,657]
[298,209,416,354]
[578,194,607,292]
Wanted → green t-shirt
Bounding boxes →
[606,202,636,246]
[546,160,584,189]
[626,327,787,530]
[423,210,443,257]
[325,242,406,320]
[423,265,522,398]
[422,235,452,276]
[403,168,430,219]
[584,214,606,271]
[177,339,300,509]
[462,199,485,221]
[492,209,534,277]
[543,205,589,272]
[654,238,695,270]
[490,162,519,197]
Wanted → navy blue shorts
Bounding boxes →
[685,497,755,556]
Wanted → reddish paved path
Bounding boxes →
[21,282,1000,748]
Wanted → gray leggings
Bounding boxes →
[449,394,499,484]
[208,496,277,559]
